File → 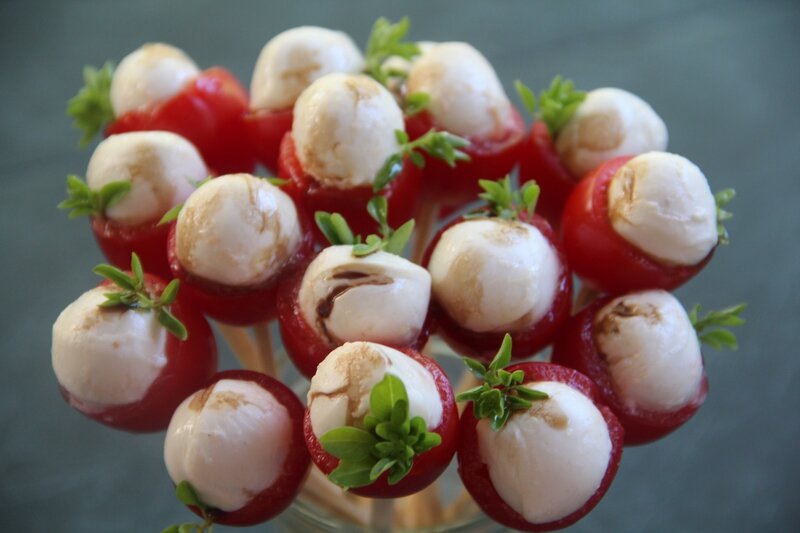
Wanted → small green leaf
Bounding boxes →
[320,427,377,461]
[391,399,410,432]
[409,150,425,168]
[690,302,745,351]
[160,526,180,533]
[510,370,525,384]
[375,421,398,441]
[266,177,289,187]
[329,213,355,245]
[490,408,511,432]
[364,17,420,86]
[369,374,408,421]
[387,460,412,485]
[352,234,383,256]
[98,180,132,210]
[537,75,586,136]
[367,195,389,228]
[158,203,184,226]
[159,308,189,341]
[415,432,441,453]
[328,459,376,489]
[515,386,549,401]
[404,91,430,116]
[514,80,537,118]
[178,525,194,533]
[395,129,410,145]
[700,329,739,351]
[67,62,115,147]
[364,414,380,433]
[463,357,487,378]
[175,481,205,510]
[373,153,404,192]
[369,457,397,481]
[715,188,735,245]
[489,334,513,372]
[506,395,533,411]
[130,253,144,288]
[160,279,181,305]
[374,441,397,457]
[455,385,486,403]
[93,264,137,291]
[409,416,426,437]
[384,219,415,255]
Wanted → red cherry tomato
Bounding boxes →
[242,107,294,174]
[304,348,458,499]
[560,156,714,294]
[404,107,525,209]
[166,214,315,326]
[277,133,422,246]
[458,362,624,532]
[276,258,432,378]
[106,68,255,175]
[181,370,310,527]
[551,297,708,445]
[90,217,173,279]
[58,273,217,432]
[518,121,578,228]
[421,214,572,362]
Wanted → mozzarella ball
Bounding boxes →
[594,290,703,412]
[608,152,717,266]
[298,245,431,346]
[175,174,302,286]
[406,42,512,138]
[164,379,292,512]
[86,131,206,226]
[250,26,364,111]
[428,219,560,333]
[478,381,612,524]
[110,43,200,116]
[292,74,404,189]
[308,342,442,437]
[52,286,167,408]
[555,87,668,178]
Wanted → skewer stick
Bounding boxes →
[443,489,478,523]
[252,322,277,377]
[302,466,370,525]
[368,498,395,531]
[215,323,260,371]
[411,201,439,264]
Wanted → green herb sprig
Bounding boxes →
[715,188,736,245]
[66,62,116,147]
[364,17,420,86]
[319,374,441,489]
[465,175,541,222]
[456,334,549,431]
[374,129,470,192]
[689,303,746,351]
[161,481,215,533]
[93,253,188,340]
[315,196,415,257]
[515,76,586,137]
[403,91,431,116]
[57,174,131,219]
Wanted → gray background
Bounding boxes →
[1,0,799,531]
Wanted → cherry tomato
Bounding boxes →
[404,107,525,209]
[58,273,217,432]
[560,156,713,294]
[106,68,255,175]
[421,214,572,362]
[303,348,458,499]
[90,217,173,279]
[242,107,294,174]
[277,133,422,245]
[518,121,577,227]
[166,212,315,326]
[551,297,708,445]
[458,362,624,532]
[180,370,310,527]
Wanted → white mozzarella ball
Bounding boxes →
[594,290,703,412]
[292,74,404,189]
[51,286,167,408]
[307,342,442,437]
[428,219,560,333]
[478,381,611,524]
[250,26,364,111]
[406,42,512,138]
[110,43,200,116]
[175,174,302,287]
[164,379,291,512]
[86,131,206,226]
[608,151,717,266]
[298,246,431,346]
[555,87,668,178]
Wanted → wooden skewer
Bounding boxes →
[301,466,371,525]
[411,201,439,264]
[215,323,260,371]
[395,483,443,528]
[443,489,478,523]
[252,322,277,377]
[368,498,395,531]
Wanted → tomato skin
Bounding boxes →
[59,273,217,433]
[421,214,572,362]
[90,216,173,279]
[242,107,294,174]
[303,348,458,499]
[106,68,255,175]
[276,256,432,379]
[458,362,624,532]
[166,210,315,326]
[181,370,310,527]
[404,106,525,209]
[277,133,422,246]
[518,121,577,228]
[551,297,708,445]
[560,156,714,295]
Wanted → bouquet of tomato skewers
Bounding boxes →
[53,16,745,532]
